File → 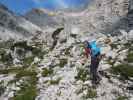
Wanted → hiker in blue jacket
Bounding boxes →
[84,40,102,84]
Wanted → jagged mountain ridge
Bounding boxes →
[0,3,43,40]
[0,0,132,41]
[25,8,63,28]
[25,0,129,34]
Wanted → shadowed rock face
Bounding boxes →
[129,0,133,10]
[127,0,133,30]
[51,28,64,50]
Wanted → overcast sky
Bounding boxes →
[0,0,90,14]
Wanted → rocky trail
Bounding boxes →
[0,30,132,100]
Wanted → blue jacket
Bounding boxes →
[88,41,101,57]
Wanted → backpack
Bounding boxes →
[88,41,101,57]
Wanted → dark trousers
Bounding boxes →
[90,56,100,84]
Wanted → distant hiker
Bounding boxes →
[84,40,103,84]
[51,28,64,50]
[52,28,64,40]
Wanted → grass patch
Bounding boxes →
[129,47,133,52]
[0,66,38,100]
[42,68,53,77]
[15,69,37,79]
[0,67,37,80]
[12,41,46,59]
[0,81,5,96]
[11,67,38,100]
[126,52,133,63]
[23,56,34,66]
[123,40,133,52]
[59,58,68,68]
[116,96,128,100]
[0,48,6,55]
[110,43,118,50]
[76,86,86,95]
[111,64,133,78]
[75,68,89,82]
[123,42,131,49]
[76,86,97,99]
[0,51,13,65]
[12,75,38,100]
[49,77,62,85]
[32,47,46,59]
[0,39,14,49]
[64,46,73,56]
[11,41,32,51]
[82,88,97,99]
[106,59,116,66]
[0,67,24,75]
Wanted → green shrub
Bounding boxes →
[110,43,118,50]
[49,77,62,85]
[0,66,38,100]
[0,67,37,79]
[0,49,6,55]
[64,46,73,56]
[59,58,68,68]
[126,52,133,63]
[0,81,5,96]
[0,39,14,49]
[0,52,13,65]
[75,68,90,82]
[124,40,133,52]
[11,41,32,51]
[32,48,46,59]
[76,86,86,95]
[42,68,53,77]
[12,68,38,100]
[107,59,116,66]
[116,96,128,100]
[12,76,38,100]
[111,64,133,78]
[12,41,45,59]
[83,88,97,99]
[124,42,131,49]
[13,85,37,100]
[0,67,23,74]
[23,56,34,66]
[15,69,37,79]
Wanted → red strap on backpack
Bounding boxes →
[85,48,91,58]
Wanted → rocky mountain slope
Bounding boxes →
[25,0,129,34]
[127,0,133,30]
[0,4,43,40]
[0,28,133,100]
[25,9,62,28]
[0,0,133,100]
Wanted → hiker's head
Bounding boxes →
[83,40,88,47]
[83,40,91,48]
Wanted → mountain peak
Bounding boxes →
[27,8,58,16]
[0,3,8,11]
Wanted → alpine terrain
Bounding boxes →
[0,0,133,100]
